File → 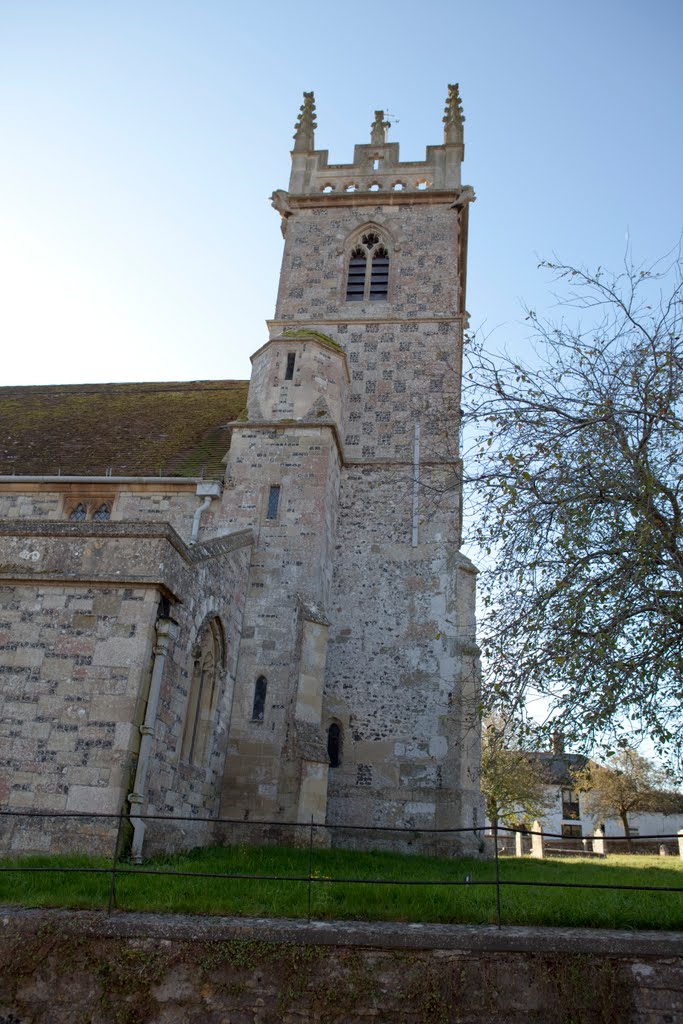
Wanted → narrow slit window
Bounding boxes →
[327,723,341,767]
[252,675,267,721]
[266,485,281,520]
[285,352,296,380]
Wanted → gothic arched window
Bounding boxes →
[181,617,224,765]
[345,232,390,302]
[67,498,113,521]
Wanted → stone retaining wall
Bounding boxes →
[1,908,681,1023]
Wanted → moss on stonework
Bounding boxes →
[281,328,344,352]
[0,933,636,1024]
[0,379,248,478]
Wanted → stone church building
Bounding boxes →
[0,87,482,859]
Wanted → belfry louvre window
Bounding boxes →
[345,232,390,302]
[346,247,367,300]
[370,246,389,298]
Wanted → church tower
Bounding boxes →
[219,87,482,853]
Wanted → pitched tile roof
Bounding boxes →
[538,752,589,786]
[0,380,248,479]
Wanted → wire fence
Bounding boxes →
[0,808,682,929]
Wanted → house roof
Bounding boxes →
[538,752,589,786]
[0,380,248,480]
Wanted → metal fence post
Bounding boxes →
[494,826,502,930]
[307,815,314,922]
[107,808,124,914]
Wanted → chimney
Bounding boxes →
[551,730,564,755]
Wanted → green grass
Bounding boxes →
[1,845,682,930]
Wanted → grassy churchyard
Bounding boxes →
[1,845,682,930]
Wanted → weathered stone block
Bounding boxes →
[65,785,122,815]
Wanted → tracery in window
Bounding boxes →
[181,617,224,765]
[345,232,390,302]
[67,498,113,521]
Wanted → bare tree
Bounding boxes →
[464,250,683,770]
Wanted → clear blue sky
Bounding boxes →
[2,0,682,385]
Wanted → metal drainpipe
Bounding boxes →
[129,615,178,864]
[190,495,212,545]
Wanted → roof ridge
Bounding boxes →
[0,380,248,396]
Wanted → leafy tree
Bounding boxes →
[464,251,683,768]
[480,719,552,840]
[573,747,675,850]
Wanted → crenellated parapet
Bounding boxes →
[288,87,466,196]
